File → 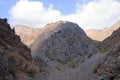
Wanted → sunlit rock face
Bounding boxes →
[86,20,120,41]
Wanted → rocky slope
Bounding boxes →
[30,21,92,63]
[0,18,31,59]
[97,28,120,80]
[14,21,70,47]
[86,20,120,41]
[0,18,39,80]
[98,27,120,53]
[13,20,120,80]
[97,46,120,80]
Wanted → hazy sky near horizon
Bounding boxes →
[0,0,120,30]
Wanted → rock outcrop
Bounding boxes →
[97,45,120,80]
[0,19,31,59]
[31,21,91,63]
[98,27,120,53]
[86,20,120,41]
[97,28,120,80]
[0,18,37,80]
[13,19,120,80]
[0,49,9,80]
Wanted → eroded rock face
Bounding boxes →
[97,45,120,80]
[0,49,9,80]
[97,28,120,80]
[98,27,120,53]
[32,21,91,63]
[0,18,31,60]
[0,18,33,79]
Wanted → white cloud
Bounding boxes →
[9,0,120,30]
[72,0,120,29]
[9,0,61,27]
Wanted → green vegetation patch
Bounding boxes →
[67,60,77,68]
[100,48,107,53]
[9,63,16,76]
[92,65,98,73]
[28,71,35,78]
[57,60,66,64]
[48,56,54,60]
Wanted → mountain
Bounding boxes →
[97,27,120,53]
[0,18,39,80]
[14,20,120,80]
[14,21,103,80]
[86,20,120,41]
[97,28,120,80]
[14,25,41,46]
[0,19,31,59]
[30,21,91,63]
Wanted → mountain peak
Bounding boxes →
[30,21,90,62]
[86,20,120,41]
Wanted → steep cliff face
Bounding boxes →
[31,21,91,63]
[97,28,120,80]
[86,20,120,41]
[0,49,9,80]
[0,19,31,59]
[0,18,37,80]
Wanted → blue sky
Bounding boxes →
[0,0,92,17]
[0,0,90,18]
[0,0,120,30]
[0,0,17,18]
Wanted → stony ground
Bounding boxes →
[28,53,106,80]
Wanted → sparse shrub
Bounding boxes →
[9,63,16,76]
[56,66,62,71]
[48,56,54,60]
[93,65,98,73]
[28,71,35,78]
[85,54,92,59]
[100,48,107,53]
[39,69,45,73]
[85,40,90,49]
[68,61,77,68]
[57,60,66,64]
[39,69,49,75]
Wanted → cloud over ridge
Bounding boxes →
[10,0,120,30]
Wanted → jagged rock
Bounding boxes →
[98,27,120,53]
[0,49,10,80]
[0,18,31,60]
[97,28,120,80]
[0,18,36,80]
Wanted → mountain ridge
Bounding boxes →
[13,20,120,80]
[0,18,40,80]
[86,20,120,41]
[29,21,92,63]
